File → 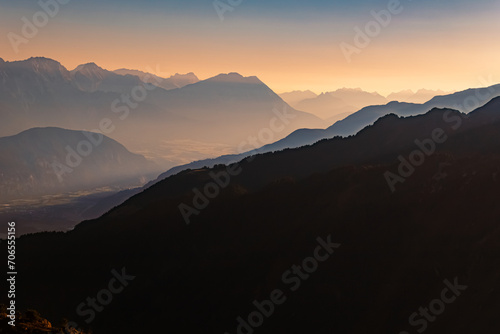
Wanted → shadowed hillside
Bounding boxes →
[4,98,500,333]
[0,127,160,203]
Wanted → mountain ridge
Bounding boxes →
[0,127,160,203]
[151,88,500,181]
[0,57,325,168]
[7,97,500,333]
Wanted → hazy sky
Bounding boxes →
[1,0,499,95]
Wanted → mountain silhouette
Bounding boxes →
[154,83,499,177]
[5,97,500,334]
[0,127,160,203]
[281,88,387,121]
[0,57,326,168]
[279,90,317,107]
[252,84,500,154]
[113,68,199,90]
[387,89,451,104]
[71,62,144,94]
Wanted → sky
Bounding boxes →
[1,0,499,95]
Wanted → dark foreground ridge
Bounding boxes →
[3,97,500,333]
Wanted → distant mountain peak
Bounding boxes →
[74,62,102,69]
[24,56,64,69]
[171,72,197,79]
[72,62,108,76]
[328,87,383,97]
[416,88,442,94]
[112,69,199,90]
[26,56,60,64]
[71,63,111,83]
[413,88,452,98]
[207,72,262,84]
[287,90,315,94]
[20,57,70,78]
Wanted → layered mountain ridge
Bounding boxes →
[6,97,500,333]
[0,57,326,168]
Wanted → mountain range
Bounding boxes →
[280,88,387,122]
[0,57,326,168]
[153,82,500,180]
[280,88,450,122]
[278,90,318,106]
[2,57,499,238]
[5,96,500,333]
[387,89,452,104]
[113,68,199,91]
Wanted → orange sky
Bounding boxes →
[2,3,500,95]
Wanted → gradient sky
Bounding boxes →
[1,0,499,95]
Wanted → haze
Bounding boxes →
[1,0,499,95]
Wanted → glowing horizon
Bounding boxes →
[1,0,499,96]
